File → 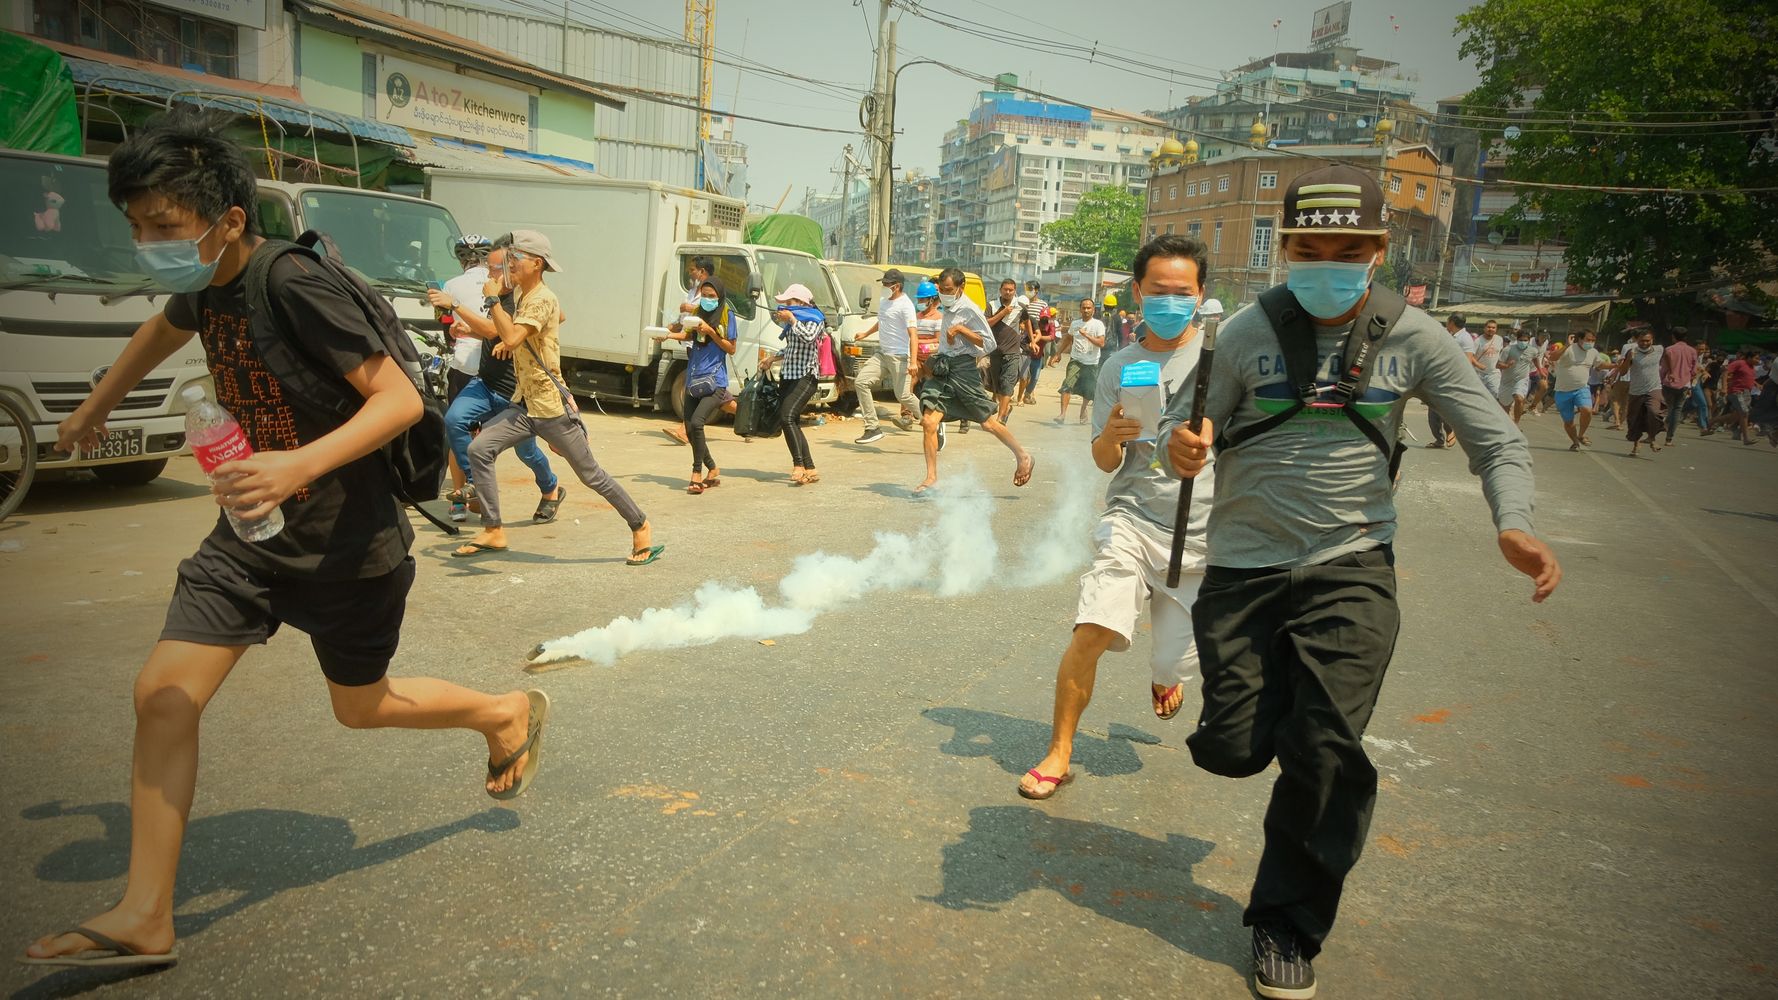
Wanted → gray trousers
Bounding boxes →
[852,351,919,431]
[469,406,646,530]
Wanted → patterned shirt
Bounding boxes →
[779,314,824,380]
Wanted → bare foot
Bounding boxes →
[913,476,937,495]
[630,520,654,556]
[1018,750,1074,799]
[26,908,174,962]
[484,690,532,796]
[1152,682,1185,718]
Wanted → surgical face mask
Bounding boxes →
[134,221,221,293]
[918,298,937,311]
[1141,294,1199,338]
[938,292,959,307]
[699,296,720,312]
[1285,258,1375,319]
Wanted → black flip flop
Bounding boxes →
[451,542,508,558]
[487,690,550,801]
[17,927,177,968]
[533,487,567,523]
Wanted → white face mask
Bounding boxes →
[938,292,959,307]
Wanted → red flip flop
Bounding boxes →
[1152,682,1185,720]
[1018,768,1074,801]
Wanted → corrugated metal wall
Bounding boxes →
[364,0,701,188]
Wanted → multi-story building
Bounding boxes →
[1144,141,1454,305]
[800,179,871,262]
[934,79,1165,276]
[12,0,704,188]
[703,112,750,200]
[890,169,937,263]
[1151,47,1431,162]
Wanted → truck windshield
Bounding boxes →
[829,262,886,311]
[0,155,146,290]
[757,251,839,317]
[297,191,461,291]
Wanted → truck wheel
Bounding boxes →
[670,370,688,420]
[91,458,169,487]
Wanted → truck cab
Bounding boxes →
[0,149,210,487]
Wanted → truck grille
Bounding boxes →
[34,376,174,415]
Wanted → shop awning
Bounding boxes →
[1426,297,1615,327]
[404,137,596,177]
[66,57,414,148]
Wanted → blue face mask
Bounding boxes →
[1141,294,1199,338]
[699,296,721,312]
[134,221,221,293]
[1286,258,1376,319]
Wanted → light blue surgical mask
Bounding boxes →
[134,221,220,293]
[1286,258,1376,319]
[699,296,721,312]
[1141,294,1199,338]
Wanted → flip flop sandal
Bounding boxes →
[533,487,567,523]
[686,481,706,494]
[1152,682,1185,721]
[1017,769,1074,801]
[798,471,821,485]
[451,542,509,558]
[17,927,178,968]
[626,544,666,567]
[1013,455,1037,488]
[488,689,550,801]
[704,471,722,488]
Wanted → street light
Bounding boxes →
[875,58,945,264]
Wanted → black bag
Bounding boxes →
[733,370,783,438]
[242,231,455,534]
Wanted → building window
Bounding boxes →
[1440,189,1452,209]
[1165,223,1175,234]
[1415,182,1428,201]
[1249,217,1274,269]
[1187,221,1202,238]
[1148,225,1157,237]
[1259,172,1278,190]
[1217,175,1231,193]
[1150,186,1158,203]
[33,0,239,76]
[1168,185,1177,201]
[1184,181,1195,197]
[1389,175,1403,194]
[1213,220,1223,253]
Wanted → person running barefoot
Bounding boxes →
[24,112,550,971]
[1020,235,1215,801]
[913,268,1036,494]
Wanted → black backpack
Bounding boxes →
[242,231,456,535]
[1214,283,1410,481]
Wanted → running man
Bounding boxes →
[913,268,1037,494]
[1553,329,1607,450]
[1057,298,1106,424]
[1018,235,1215,800]
[1161,165,1557,1000]
[24,112,550,970]
[851,268,921,443]
[1497,325,1536,424]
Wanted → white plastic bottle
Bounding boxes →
[1120,360,1164,442]
[181,384,285,543]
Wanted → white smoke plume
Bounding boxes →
[530,460,1105,666]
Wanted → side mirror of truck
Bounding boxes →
[857,284,873,310]
[747,274,764,300]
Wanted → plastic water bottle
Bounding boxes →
[1120,360,1163,441]
[182,385,285,543]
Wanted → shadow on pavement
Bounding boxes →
[19,799,518,941]
[13,476,212,518]
[921,707,1157,779]
[1700,507,1778,523]
[923,805,1243,974]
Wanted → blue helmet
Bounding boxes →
[915,279,939,299]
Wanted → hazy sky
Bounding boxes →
[582,0,1482,211]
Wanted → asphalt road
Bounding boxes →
[2,376,1775,1000]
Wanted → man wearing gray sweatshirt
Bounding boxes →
[1159,165,1561,1000]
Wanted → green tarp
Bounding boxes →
[0,35,82,155]
[745,214,823,258]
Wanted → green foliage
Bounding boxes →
[1456,0,1778,314]
[1039,185,1143,271]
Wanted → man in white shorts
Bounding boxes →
[1497,325,1536,424]
[1018,234,1214,800]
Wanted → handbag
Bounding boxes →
[733,370,784,439]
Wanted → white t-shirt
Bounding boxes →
[876,293,916,356]
[443,266,489,374]
[1070,318,1106,364]
[1453,328,1477,357]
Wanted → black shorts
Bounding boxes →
[989,352,1023,397]
[160,538,415,686]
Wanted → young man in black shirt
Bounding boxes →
[22,112,550,969]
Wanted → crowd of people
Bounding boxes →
[1430,313,1777,456]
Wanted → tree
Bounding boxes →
[1039,185,1143,271]
[1456,0,1778,323]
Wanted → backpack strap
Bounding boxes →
[242,239,358,423]
[1213,285,1319,453]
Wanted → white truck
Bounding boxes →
[0,149,466,494]
[425,170,851,417]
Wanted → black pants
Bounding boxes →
[1188,547,1401,958]
[779,374,819,469]
[1427,406,1450,442]
[1660,386,1690,442]
[684,392,723,474]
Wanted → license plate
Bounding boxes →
[81,427,145,461]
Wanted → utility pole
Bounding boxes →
[865,0,895,264]
[836,145,856,261]
[684,0,715,140]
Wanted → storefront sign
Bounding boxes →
[154,0,267,30]
[375,54,531,148]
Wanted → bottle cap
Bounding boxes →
[1120,361,1161,388]
[180,384,208,405]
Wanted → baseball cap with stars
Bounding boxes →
[1280,164,1389,236]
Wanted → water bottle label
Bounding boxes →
[192,426,253,473]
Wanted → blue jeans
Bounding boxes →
[1691,384,1711,431]
[445,378,557,493]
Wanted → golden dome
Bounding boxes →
[1160,138,1186,157]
